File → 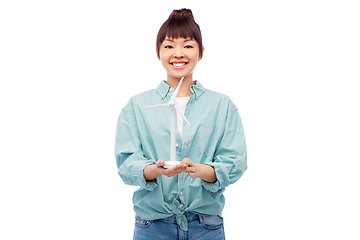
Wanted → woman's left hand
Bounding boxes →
[180,158,217,183]
[181,158,200,179]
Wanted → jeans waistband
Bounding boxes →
[157,212,200,223]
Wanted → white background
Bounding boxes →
[1,0,359,239]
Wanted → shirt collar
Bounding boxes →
[156,80,205,100]
[190,80,205,99]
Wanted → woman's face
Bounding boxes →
[159,37,202,81]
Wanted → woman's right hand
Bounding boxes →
[155,160,187,177]
[144,160,187,181]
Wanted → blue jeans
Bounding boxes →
[133,212,225,240]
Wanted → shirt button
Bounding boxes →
[176,143,179,147]
[162,94,165,98]
[185,142,188,146]
[180,192,183,196]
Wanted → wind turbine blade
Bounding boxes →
[145,103,172,109]
[174,104,191,126]
[170,77,184,101]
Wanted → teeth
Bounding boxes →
[172,63,185,67]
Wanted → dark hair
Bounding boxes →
[156,8,203,59]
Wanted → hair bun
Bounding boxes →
[168,8,195,20]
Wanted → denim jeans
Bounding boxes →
[133,212,225,240]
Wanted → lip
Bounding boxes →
[170,61,188,69]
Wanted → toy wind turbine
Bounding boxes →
[145,77,190,168]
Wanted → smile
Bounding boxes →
[170,62,188,69]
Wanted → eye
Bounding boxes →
[165,45,174,49]
[184,45,193,49]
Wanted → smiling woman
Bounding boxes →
[155,9,204,95]
[156,9,203,59]
[159,38,201,89]
[115,8,247,240]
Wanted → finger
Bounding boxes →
[156,160,165,167]
[182,157,190,163]
[181,158,189,166]
[185,166,195,173]
[164,166,184,176]
[163,166,177,175]
[176,162,187,169]
[163,171,177,178]
[181,158,192,166]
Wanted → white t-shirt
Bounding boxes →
[176,97,190,140]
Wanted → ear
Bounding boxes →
[198,47,205,61]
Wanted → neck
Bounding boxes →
[166,75,194,98]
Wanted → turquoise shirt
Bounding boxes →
[115,80,247,231]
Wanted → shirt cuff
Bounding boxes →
[201,161,231,193]
[201,163,221,193]
[130,160,158,191]
[201,178,221,193]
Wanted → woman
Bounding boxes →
[115,8,247,240]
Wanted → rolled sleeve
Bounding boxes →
[202,108,247,193]
[118,154,158,191]
[115,102,159,191]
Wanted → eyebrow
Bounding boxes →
[164,38,195,43]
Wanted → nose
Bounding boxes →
[174,47,184,58]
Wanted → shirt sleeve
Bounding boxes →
[201,105,247,193]
[115,100,158,191]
